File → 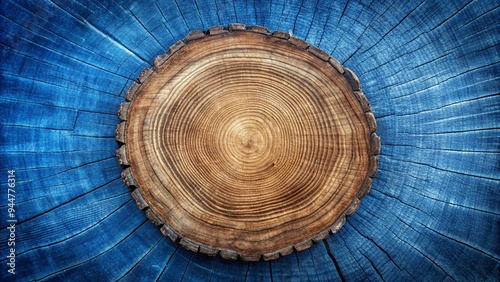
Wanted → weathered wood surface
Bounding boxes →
[1,0,499,280]
[119,27,379,261]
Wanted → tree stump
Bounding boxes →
[116,25,379,261]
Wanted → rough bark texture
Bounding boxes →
[118,27,378,261]
[0,0,499,281]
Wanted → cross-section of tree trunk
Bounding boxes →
[117,25,379,261]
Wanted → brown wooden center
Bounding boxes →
[116,25,380,261]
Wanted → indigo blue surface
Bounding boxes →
[1,0,499,281]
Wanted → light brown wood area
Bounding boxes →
[116,25,380,261]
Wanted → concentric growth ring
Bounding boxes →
[116,24,380,261]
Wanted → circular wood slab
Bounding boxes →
[116,24,380,261]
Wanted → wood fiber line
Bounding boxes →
[116,24,379,261]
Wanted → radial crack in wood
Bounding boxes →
[116,25,379,261]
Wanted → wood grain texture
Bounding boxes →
[117,26,379,260]
[1,0,499,280]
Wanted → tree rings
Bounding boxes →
[116,24,380,261]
